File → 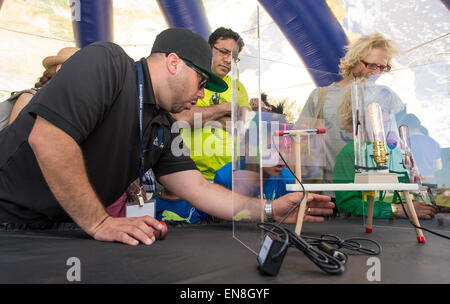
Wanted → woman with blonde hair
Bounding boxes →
[333,34,437,219]
[338,33,400,129]
[0,47,79,130]
[297,32,400,196]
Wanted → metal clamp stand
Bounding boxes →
[277,129,326,237]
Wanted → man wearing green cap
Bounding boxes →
[155,27,251,223]
[0,28,334,246]
[173,27,250,181]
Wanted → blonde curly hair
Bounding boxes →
[338,32,399,80]
[338,33,400,133]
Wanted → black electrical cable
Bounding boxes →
[257,222,345,275]
[301,234,382,255]
[271,133,306,225]
[285,228,346,275]
[256,133,382,275]
[393,191,450,240]
[257,222,383,275]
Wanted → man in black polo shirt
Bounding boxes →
[0,28,334,246]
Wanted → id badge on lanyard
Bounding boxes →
[126,61,162,218]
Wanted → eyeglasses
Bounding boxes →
[213,46,240,63]
[182,59,209,90]
[360,60,391,72]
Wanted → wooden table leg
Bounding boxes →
[403,190,426,243]
[293,134,307,236]
[366,195,375,233]
[295,192,308,236]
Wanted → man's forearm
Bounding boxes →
[160,170,263,221]
[161,170,335,225]
[194,183,263,221]
[29,117,109,235]
[172,103,231,127]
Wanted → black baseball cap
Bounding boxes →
[151,27,228,93]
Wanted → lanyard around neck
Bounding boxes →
[136,61,164,187]
[136,61,146,186]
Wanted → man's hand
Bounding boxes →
[273,192,334,223]
[29,116,165,247]
[93,216,164,246]
[397,201,438,219]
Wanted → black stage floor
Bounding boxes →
[1,216,449,284]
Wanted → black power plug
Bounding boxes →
[257,233,288,276]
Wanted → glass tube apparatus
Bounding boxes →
[399,125,421,184]
[368,103,388,167]
[351,80,389,172]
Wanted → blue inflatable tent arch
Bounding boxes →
[69,0,348,87]
[0,0,449,86]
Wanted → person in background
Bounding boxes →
[400,114,442,182]
[0,47,79,131]
[296,33,404,199]
[250,92,276,112]
[173,27,250,180]
[214,101,294,201]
